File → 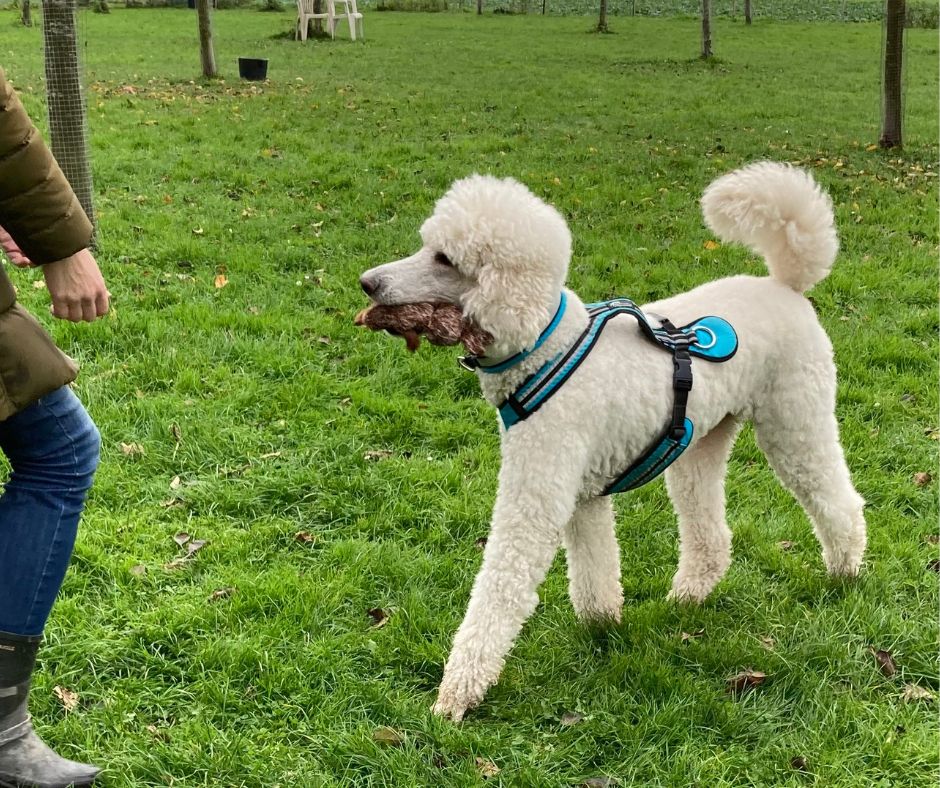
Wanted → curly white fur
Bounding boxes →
[359,162,867,721]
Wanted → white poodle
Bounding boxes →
[359,162,867,722]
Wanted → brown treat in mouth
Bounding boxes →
[355,303,492,356]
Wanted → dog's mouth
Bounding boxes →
[354,301,492,355]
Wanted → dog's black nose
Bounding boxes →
[360,275,379,297]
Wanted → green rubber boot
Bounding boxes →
[0,632,99,788]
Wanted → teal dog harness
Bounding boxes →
[460,293,738,495]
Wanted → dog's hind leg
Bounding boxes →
[563,496,623,624]
[665,415,742,603]
[752,377,866,577]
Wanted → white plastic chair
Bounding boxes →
[296,0,329,42]
[327,0,364,41]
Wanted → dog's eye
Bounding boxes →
[433,251,454,267]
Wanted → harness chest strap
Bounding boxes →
[463,296,738,495]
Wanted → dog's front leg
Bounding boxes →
[433,471,579,721]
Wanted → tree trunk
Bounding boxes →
[41,0,95,234]
[879,0,905,148]
[21,0,32,26]
[701,0,712,57]
[196,0,218,79]
[744,0,751,24]
[476,0,482,14]
[596,0,608,32]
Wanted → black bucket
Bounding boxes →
[238,57,268,81]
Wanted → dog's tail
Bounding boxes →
[700,161,838,293]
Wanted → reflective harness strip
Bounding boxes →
[478,297,738,495]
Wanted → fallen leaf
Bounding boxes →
[173,532,191,547]
[294,531,315,544]
[581,779,618,788]
[914,472,932,487]
[560,711,584,726]
[777,540,796,551]
[703,239,720,250]
[475,757,500,778]
[129,564,147,577]
[164,538,208,570]
[902,684,935,703]
[192,226,204,236]
[926,534,939,545]
[790,756,809,772]
[146,724,170,742]
[53,685,79,712]
[760,636,776,650]
[474,537,488,550]
[364,449,393,461]
[170,424,182,443]
[870,647,897,677]
[367,608,389,629]
[928,559,940,573]
[169,475,181,490]
[371,726,404,746]
[120,441,144,457]
[681,628,705,644]
[214,274,229,289]
[317,336,331,345]
[208,587,235,602]
[259,451,282,460]
[726,669,767,694]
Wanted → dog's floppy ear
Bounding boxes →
[462,253,561,355]
[424,174,573,356]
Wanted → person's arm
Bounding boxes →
[0,226,108,323]
[0,68,108,322]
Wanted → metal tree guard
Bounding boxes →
[41,0,95,238]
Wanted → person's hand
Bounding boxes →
[0,225,32,267]
[42,249,110,323]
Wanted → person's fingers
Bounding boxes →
[80,297,97,323]
[52,298,83,322]
[95,289,110,317]
[0,227,30,266]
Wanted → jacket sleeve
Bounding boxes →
[0,67,93,265]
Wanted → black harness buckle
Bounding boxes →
[458,355,480,371]
[659,319,693,440]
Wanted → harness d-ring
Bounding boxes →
[690,324,717,350]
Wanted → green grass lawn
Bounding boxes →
[3,8,938,786]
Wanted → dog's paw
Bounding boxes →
[823,532,865,578]
[432,664,492,722]
[667,575,716,604]
[824,552,863,578]
[432,687,479,723]
[576,605,622,628]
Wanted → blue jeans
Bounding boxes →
[0,387,100,636]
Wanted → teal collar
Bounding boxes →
[459,291,568,374]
